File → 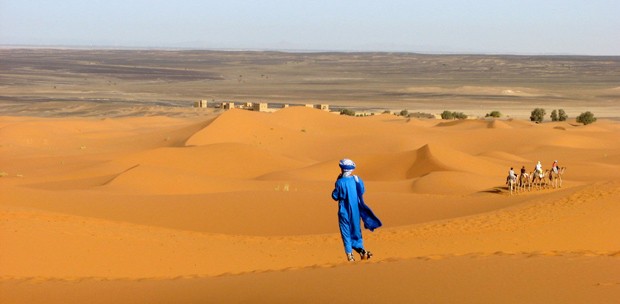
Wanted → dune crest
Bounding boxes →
[487,119,513,129]
[407,144,504,178]
[435,119,488,129]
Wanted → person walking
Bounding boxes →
[331,159,382,262]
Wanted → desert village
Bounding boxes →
[195,99,329,113]
[193,99,451,118]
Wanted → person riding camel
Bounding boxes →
[551,160,559,174]
[519,165,527,186]
[507,167,516,185]
[535,161,543,177]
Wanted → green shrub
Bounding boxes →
[558,109,568,121]
[399,109,409,116]
[576,111,597,125]
[340,109,356,116]
[530,108,546,123]
[453,112,467,119]
[485,111,502,118]
[408,112,435,119]
[441,110,454,120]
[441,111,467,120]
[550,109,559,121]
[551,109,568,121]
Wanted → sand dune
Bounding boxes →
[409,143,505,178]
[411,171,500,194]
[2,107,619,303]
[487,119,513,129]
[477,150,532,163]
[435,119,490,129]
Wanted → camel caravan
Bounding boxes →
[506,160,566,195]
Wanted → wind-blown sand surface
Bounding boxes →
[1,107,619,303]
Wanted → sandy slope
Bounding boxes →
[1,107,619,303]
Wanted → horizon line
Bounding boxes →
[1,43,618,57]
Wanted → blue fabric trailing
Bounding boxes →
[354,175,382,231]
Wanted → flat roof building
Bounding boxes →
[194,100,208,108]
[222,102,235,110]
[252,102,268,112]
[316,104,329,111]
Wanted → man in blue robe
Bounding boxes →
[331,159,382,262]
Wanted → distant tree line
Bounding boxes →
[344,107,597,125]
[530,108,596,125]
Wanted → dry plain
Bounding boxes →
[2,49,620,118]
[1,49,620,303]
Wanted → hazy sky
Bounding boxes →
[1,0,619,55]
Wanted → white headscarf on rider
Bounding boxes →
[339,159,356,177]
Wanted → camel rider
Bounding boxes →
[519,166,527,186]
[551,160,559,174]
[507,167,516,184]
[535,161,543,176]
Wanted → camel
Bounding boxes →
[518,172,531,192]
[549,166,566,188]
[507,175,517,195]
[531,170,548,190]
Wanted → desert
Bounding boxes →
[1,49,620,303]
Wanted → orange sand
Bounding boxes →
[1,107,619,303]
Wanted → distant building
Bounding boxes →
[315,104,329,111]
[300,103,330,111]
[252,102,268,112]
[194,100,208,108]
[221,102,235,110]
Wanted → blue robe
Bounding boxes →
[331,175,382,254]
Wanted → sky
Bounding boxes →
[1,0,619,55]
